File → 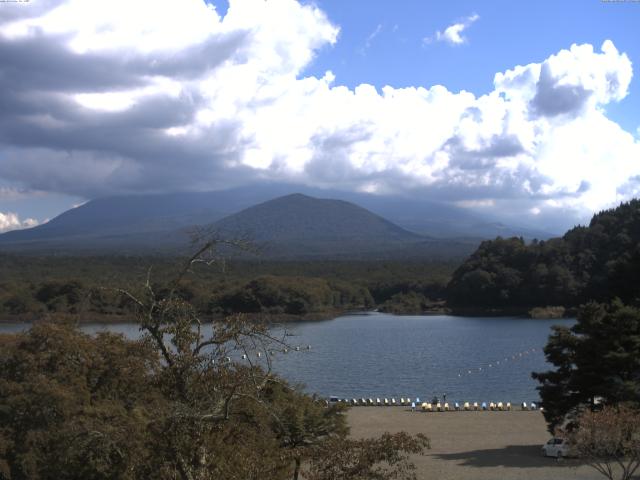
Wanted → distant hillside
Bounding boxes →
[446,199,640,310]
[0,184,556,253]
[213,194,477,259]
[214,193,417,245]
[0,183,553,257]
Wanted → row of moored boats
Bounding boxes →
[330,397,541,411]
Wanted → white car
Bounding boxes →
[541,437,574,458]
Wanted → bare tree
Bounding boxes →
[112,234,430,480]
[117,235,292,480]
[569,404,640,480]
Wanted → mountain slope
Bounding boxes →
[210,193,480,259]
[211,193,430,258]
[0,184,556,249]
[214,193,422,243]
[0,182,554,256]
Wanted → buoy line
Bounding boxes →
[456,346,543,379]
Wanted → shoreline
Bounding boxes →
[0,306,574,325]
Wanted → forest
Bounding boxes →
[447,199,640,312]
[0,255,454,320]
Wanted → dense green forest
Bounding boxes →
[447,199,640,311]
[0,256,454,320]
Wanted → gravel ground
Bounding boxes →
[347,407,605,480]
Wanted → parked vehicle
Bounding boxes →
[541,437,574,458]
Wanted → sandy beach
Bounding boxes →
[347,407,603,480]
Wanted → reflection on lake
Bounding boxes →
[0,312,572,403]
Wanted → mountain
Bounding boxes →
[0,184,555,256]
[211,193,437,258]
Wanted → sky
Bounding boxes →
[0,0,639,233]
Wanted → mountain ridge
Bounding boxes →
[0,186,555,258]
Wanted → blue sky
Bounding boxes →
[303,0,640,133]
[0,0,639,233]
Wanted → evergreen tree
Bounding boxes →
[532,301,640,432]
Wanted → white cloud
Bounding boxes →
[0,212,39,233]
[426,14,479,45]
[0,1,638,231]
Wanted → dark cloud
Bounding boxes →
[0,24,253,197]
[530,62,592,117]
[305,126,372,183]
[446,133,524,171]
[0,30,247,94]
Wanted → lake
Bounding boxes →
[0,312,572,404]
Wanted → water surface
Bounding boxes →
[1,313,572,403]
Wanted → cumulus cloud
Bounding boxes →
[0,0,638,230]
[0,212,39,233]
[425,14,479,45]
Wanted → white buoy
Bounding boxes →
[257,352,262,358]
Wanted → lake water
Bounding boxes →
[0,312,572,404]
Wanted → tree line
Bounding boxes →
[447,199,640,311]
[0,256,453,319]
